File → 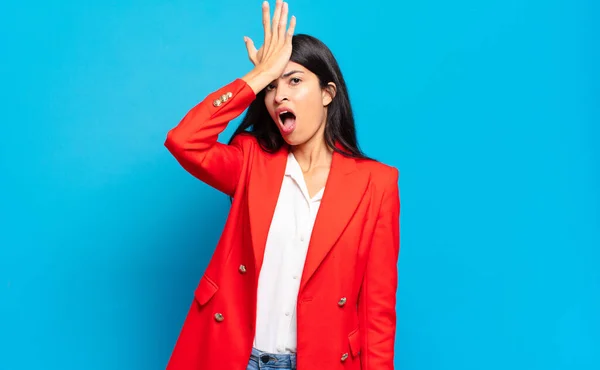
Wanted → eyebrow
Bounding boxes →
[281,70,304,78]
[269,70,304,85]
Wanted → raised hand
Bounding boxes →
[242,0,296,92]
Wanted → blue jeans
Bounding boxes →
[246,347,297,370]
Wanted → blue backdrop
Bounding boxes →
[1,1,598,369]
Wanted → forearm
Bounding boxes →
[164,77,255,195]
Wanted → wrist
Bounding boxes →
[241,68,275,94]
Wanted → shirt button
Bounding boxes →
[300,235,305,241]
[293,275,298,280]
[285,312,290,316]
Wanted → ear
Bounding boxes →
[322,82,337,106]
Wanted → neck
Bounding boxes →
[290,129,332,173]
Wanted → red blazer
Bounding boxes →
[164,78,401,370]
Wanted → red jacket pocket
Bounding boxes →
[348,327,361,357]
[194,275,218,306]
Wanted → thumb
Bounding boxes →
[244,36,258,57]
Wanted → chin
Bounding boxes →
[281,132,306,147]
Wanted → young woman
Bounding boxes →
[164,1,400,369]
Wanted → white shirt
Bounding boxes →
[253,151,325,354]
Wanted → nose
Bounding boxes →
[274,85,290,105]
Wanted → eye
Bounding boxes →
[290,77,301,85]
[266,83,276,91]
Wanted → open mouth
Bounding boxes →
[277,110,297,134]
[279,111,296,125]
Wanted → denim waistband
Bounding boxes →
[250,347,297,369]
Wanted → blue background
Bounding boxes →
[1,0,598,369]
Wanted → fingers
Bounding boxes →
[271,0,283,43]
[262,1,271,47]
[285,15,296,44]
[251,0,294,68]
[278,2,289,42]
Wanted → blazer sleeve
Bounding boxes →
[358,167,401,369]
[164,78,257,196]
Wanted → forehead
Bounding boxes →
[281,61,311,77]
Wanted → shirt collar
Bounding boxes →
[285,151,325,201]
[285,151,301,178]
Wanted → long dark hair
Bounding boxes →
[228,34,371,160]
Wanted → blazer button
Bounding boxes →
[239,264,247,274]
[338,297,347,306]
[212,99,222,107]
[341,353,349,362]
[214,313,224,322]
[220,93,230,102]
[226,92,233,99]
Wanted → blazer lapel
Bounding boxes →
[247,142,370,291]
[247,144,289,276]
[299,150,370,292]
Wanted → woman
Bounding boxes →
[164,1,400,369]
